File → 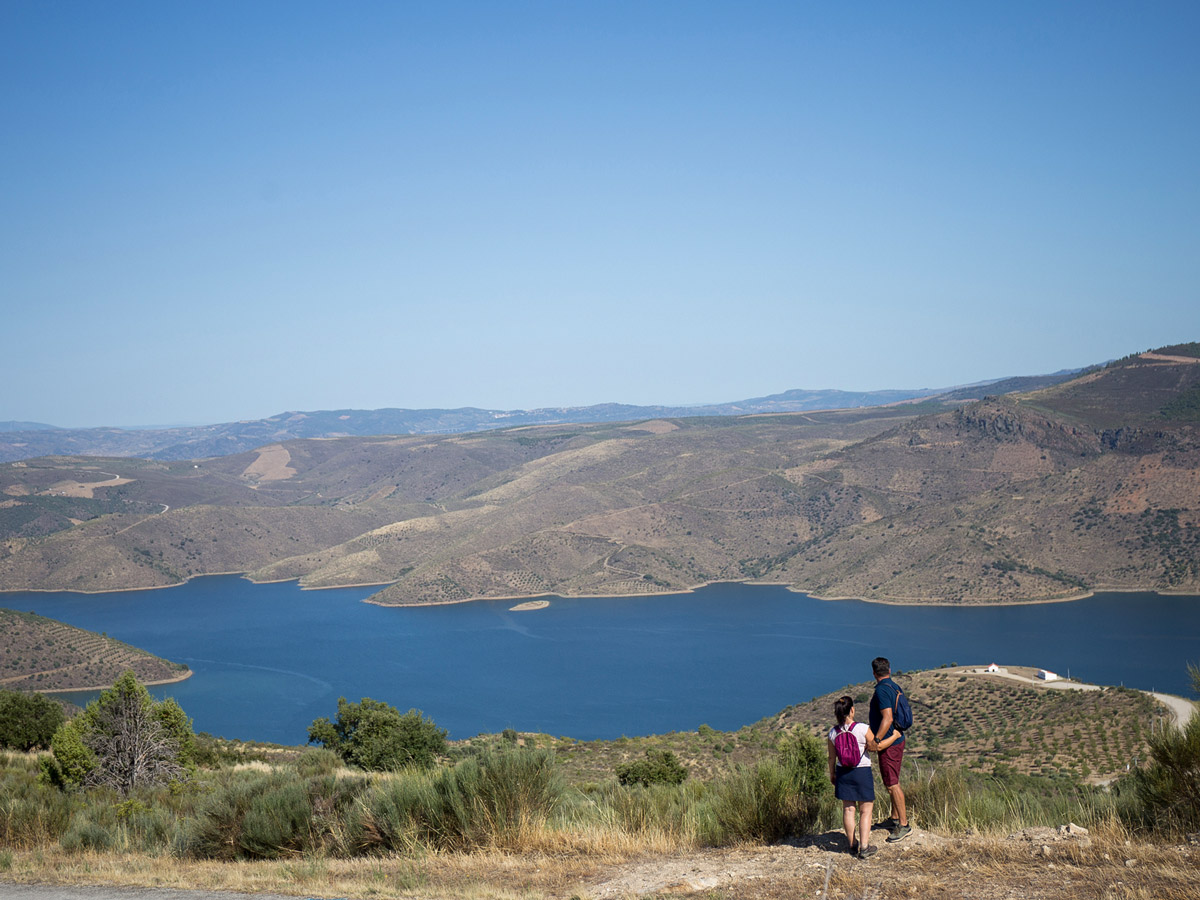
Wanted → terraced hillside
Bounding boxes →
[471,666,1176,787]
[0,609,188,691]
[772,668,1168,783]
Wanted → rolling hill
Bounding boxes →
[0,345,1195,604]
[0,381,1066,464]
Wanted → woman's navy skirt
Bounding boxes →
[834,765,875,803]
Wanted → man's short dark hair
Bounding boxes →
[872,657,891,678]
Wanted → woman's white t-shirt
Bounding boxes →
[828,721,871,768]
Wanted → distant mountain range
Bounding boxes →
[0,372,1081,464]
[1,344,1196,605]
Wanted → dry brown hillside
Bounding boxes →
[0,608,188,691]
[0,346,1197,604]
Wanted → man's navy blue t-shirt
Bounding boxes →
[869,677,906,746]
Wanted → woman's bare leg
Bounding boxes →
[859,800,874,848]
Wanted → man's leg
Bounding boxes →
[878,742,911,838]
[886,781,907,827]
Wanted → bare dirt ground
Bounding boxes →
[44,473,133,498]
[585,826,1200,900]
[241,445,297,482]
[4,827,1197,900]
[1140,352,1200,364]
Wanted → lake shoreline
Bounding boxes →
[34,666,193,696]
[13,579,1200,744]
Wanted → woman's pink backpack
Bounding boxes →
[833,723,864,767]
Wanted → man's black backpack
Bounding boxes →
[893,685,913,732]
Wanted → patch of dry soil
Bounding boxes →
[241,445,297,481]
[589,827,948,897]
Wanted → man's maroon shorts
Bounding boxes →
[879,741,904,787]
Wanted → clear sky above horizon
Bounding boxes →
[3,1,1198,428]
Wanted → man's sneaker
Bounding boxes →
[880,817,900,832]
[886,824,913,843]
[857,844,879,859]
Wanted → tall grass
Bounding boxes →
[905,764,1121,833]
[0,739,1184,863]
[359,747,564,853]
[0,752,78,848]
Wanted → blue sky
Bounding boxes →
[3,2,1198,427]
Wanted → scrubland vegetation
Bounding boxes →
[0,668,1197,897]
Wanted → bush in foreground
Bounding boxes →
[40,672,195,796]
[1133,665,1200,834]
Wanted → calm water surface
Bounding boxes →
[5,577,1198,744]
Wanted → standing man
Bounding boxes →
[869,656,911,842]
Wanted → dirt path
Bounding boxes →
[588,827,947,898]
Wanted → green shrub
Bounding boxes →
[471,747,563,846]
[295,747,341,778]
[0,761,78,848]
[0,691,64,751]
[615,749,688,787]
[308,697,446,771]
[1133,714,1200,834]
[238,779,314,859]
[60,812,115,852]
[358,768,443,854]
[776,731,833,833]
[908,765,1114,833]
[122,803,175,853]
[183,769,368,859]
[1130,664,1200,834]
[183,770,287,859]
[586,781,695,838]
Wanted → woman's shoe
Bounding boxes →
[857,844,879,859]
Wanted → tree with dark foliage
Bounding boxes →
[0,690,64,751]
[308,696,446,771]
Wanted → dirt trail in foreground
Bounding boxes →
[586,826,1198,900]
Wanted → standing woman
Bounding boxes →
[828,695,879,858]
